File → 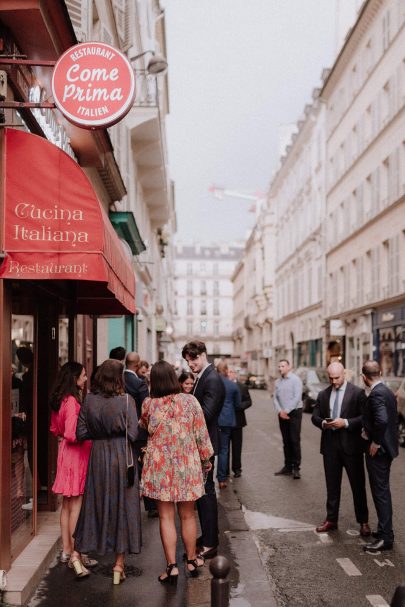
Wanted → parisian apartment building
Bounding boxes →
[233,0,405,383]
[172,242,243,367]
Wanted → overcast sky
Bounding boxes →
[164,0,358,244]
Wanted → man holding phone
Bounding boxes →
[311,362,370,536]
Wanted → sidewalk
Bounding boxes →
[15,481,276,607]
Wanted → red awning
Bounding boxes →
[0,128,135,314]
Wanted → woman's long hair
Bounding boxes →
[49,361,84,412]
[92,359,125,397]
[150,361,181,398]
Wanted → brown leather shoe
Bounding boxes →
[360,523,371,537]
[316,520,338,533]
[218,481,227,489]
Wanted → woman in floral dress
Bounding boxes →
[140,361,213,584]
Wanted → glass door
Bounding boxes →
[11,315,35,557]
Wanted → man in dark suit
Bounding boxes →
[312,362,370,536]
[124,352,156,516]
[182,340,225,559]
[227,368,252,478]
[361,360,398,553]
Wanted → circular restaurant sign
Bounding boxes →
[51,42,135,129]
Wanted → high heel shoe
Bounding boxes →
[186,558,201,578]
[158,563,178,585]
[69,557,90,578]
[112,566,126,585]
[60,551,71,564]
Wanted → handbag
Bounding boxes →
[125,394,135,487]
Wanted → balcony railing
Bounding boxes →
[133,72,158,108]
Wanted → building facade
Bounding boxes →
[173,242,243,365]
[233,0,405,385]
[321,0,405,379]
[270,94,326,370]
[0,0,175,595]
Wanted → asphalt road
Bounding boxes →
[231,388,405,607]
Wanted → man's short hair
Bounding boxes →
[279,358,290,366]
[182,340,207,360]
[362,360,381,379]
[109,346,126,361]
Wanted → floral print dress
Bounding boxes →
[139,392,213,502]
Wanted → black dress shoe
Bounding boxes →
[363,538,393,553]
[292,468,301,479]
[233,471,242,478]
[274,467,292,476]
[197,546,218,559]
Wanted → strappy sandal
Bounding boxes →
[186,558,201,578]
[158,562,178,585]
[69,556,90,578]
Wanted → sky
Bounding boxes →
[164,0,359,244]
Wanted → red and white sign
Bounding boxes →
[51,42,135,129]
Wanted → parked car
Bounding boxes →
[394,377,405,448]
[294,367,329,413]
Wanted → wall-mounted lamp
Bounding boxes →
[130,50,168,76]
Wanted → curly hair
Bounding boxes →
[92,359,125,397]
[49,362,84,412]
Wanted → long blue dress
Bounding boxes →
[73,392,141,555]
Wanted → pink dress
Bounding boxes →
[50,395,92,497]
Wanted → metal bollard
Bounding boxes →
[391,586,405,606]
[210,555,230,607]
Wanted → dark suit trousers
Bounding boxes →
[278,409,302,470]
[366,451,394,543]
[226,427,243,475]
[196,456,218,548]
[323,432,368,524]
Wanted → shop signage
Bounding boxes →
[51,42,135,128]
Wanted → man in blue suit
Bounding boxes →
[216,361,241,489]
[361,360,398,553]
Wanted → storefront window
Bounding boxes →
[379,328,395,376]
[11,315,34,556]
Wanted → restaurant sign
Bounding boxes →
[51,42,135,129]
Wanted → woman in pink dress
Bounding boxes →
[49,362,94,578]
[140,361,213,584]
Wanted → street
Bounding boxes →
[26,388,405,607]
[231,389,405,607]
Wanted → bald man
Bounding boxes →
[312,362,370,536]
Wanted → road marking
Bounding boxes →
[366,595,389,606]
[243,507,312,532]
[346,529,360,536]
[373,558,394,568]
[317,532,333,544]
[336,558,362,576]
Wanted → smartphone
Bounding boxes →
[325,417,333,423]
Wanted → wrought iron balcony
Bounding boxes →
[133,72,158,108]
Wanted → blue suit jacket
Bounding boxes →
[218,376,241,427]
[362,383,398,460]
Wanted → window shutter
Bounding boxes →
[65,0,86,41]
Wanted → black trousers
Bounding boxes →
[278,409,302,470]
[366,451,394,543]
[323,433,368,524]
[196,456,218,548]
[226,427,243,475]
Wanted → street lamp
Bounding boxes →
[130,50,168,76]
